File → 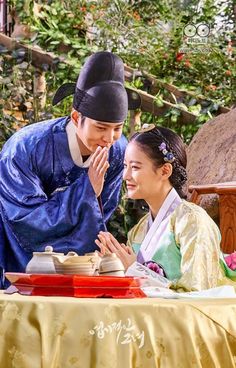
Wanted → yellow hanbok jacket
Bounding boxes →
[127,200,236,292]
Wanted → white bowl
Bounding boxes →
[54,262,96,275]
[99,253,124,273]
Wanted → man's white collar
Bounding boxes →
[66,120,92,168]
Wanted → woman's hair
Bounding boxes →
[130,126,187,198]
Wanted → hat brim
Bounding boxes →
[52,83,76,106]
[52,83,141,111]
[126,87,141,110]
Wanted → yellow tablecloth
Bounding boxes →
[0,293,235,368]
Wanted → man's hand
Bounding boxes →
[88,146,110,197]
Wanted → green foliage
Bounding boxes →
[2,0,235,237]
[8,0,235,117]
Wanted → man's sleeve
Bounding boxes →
[101,136,127,222]
[0,154,104,252]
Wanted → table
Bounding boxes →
[0,293,235,368]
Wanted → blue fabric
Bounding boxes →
[0,117,127,286]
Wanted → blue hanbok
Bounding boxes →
[0,117,127,286]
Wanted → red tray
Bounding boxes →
[4,273,147,299]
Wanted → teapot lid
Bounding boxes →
[32,245,64,256]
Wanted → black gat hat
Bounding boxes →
[53,51,141,123]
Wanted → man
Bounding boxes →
[0,51,140,286]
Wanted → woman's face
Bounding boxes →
[123,141,167,201]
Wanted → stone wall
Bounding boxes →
[187,108,236,221]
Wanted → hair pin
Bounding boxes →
[158,142,175,163]
[139,123,156,133]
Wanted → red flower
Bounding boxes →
[206,85,217,91]
[225,70,232,76]
[133,11,140,21]
[225,252,236,270]
[185,59,191,67]
[176,52,184,62]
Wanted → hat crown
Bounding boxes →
[76,51,125,91]
[52,51,141,123]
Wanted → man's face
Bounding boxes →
[72,112,124,155]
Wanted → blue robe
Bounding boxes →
[0,117,127,286]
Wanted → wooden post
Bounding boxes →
[129,111,136,138]
[189,182,236,253]
[217,187,236,253]
[129,111,142,138]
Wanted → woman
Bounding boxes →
[96,124,236,292]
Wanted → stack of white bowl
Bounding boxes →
[99,253,125,276]
[52,253,97,275]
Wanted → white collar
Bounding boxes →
[66,120,92,168]
[139,188,182,261]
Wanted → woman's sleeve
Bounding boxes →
[171,204,222,292]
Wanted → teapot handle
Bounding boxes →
[67,251,78,257]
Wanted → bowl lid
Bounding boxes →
[32,245,64,256]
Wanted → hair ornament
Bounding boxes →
[139,123,156,133]
[158,142,175,163]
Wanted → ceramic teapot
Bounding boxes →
[25,245,64,274]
